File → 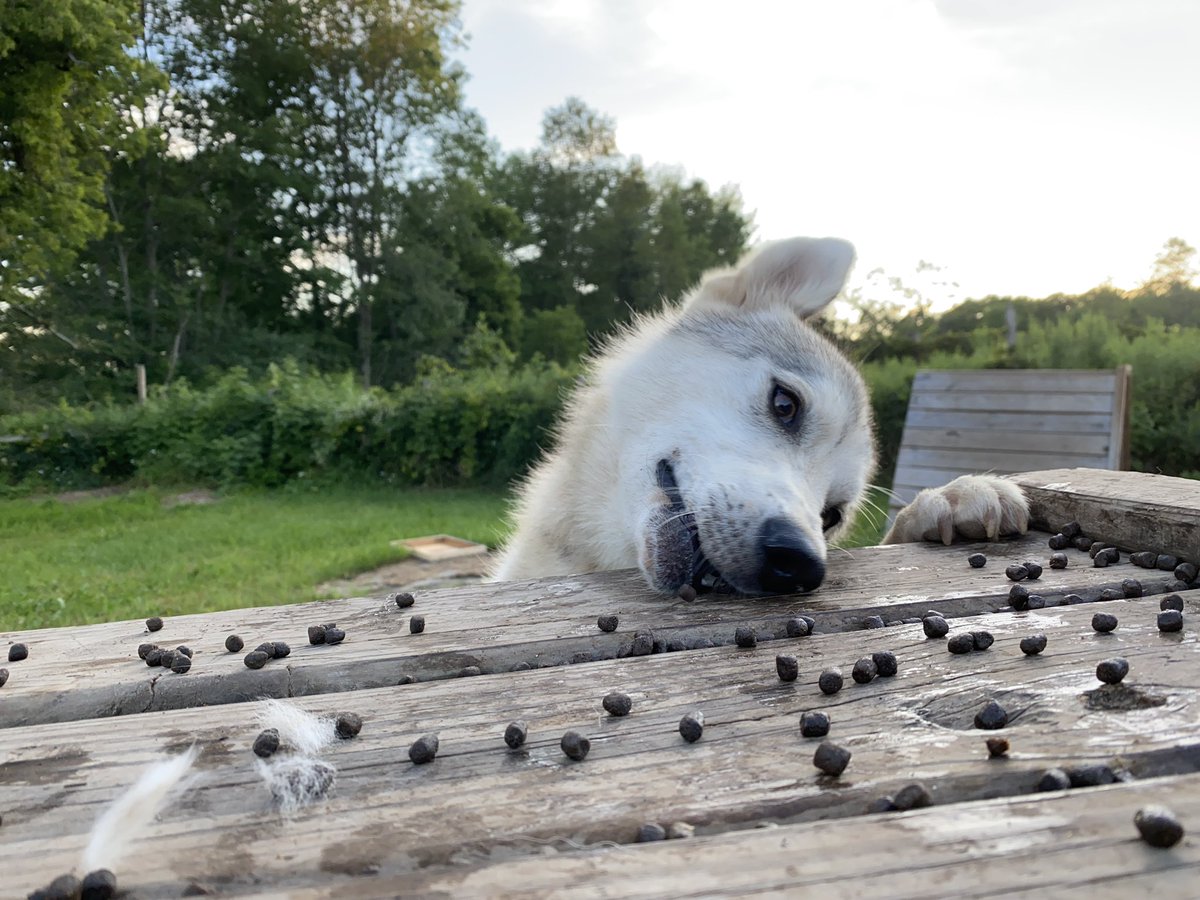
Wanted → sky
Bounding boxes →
[457,0,1200,309]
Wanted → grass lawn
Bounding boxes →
[0,483,893,632]
[0,485,511,631]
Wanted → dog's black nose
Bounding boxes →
[758,517,825,594]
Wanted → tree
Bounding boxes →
[1142,237,1198,295]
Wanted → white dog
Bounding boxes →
[494,237,1028,595]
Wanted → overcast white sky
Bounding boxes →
[458,0,1200,308]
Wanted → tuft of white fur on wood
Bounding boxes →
[81,746,199,873]
[254,698,335,756]
[253,699,338,814]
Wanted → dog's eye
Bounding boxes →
[821,506,843,531]
[770,384,802,427]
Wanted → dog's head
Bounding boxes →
[608,237,875,596]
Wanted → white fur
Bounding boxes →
[254,699,338,814]
[494,235,1028,594]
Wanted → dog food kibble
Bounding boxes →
[80,868,118,900]
[866,796,897,813]
[1024,561,1043,580]
[971,631,995,651]
[138,642,157,660]
[636,823,667,842]
[1122,579,1143,598]
[1134,805,1184,848]
[224,634,244,653]
[785,616,811,638]
[679,712,705,743]
[799,615,816,632]
[1093,553,1111,569]
[1158,610,1184,632]
[596,615,619,633]
[145,647,167,667]
[38,874,83,900]
[812,741,851,776]
[1009,584,1030,610]
[1020,634,1048,655]
[392,591,416,609]
[603,691,633,716]
[1091,612,1118,633]
[145,616,164,632]
[1005,564,1028,582]
[408,616,426,635]
[1028,594,1047,609]
[1089,541,1106,558]
[324,626,346,645]
[872,650,898,677]
[1067,764,1115,787]
[409,734,440,764]
[1073,535,1093,551]
[459,665,483,676]
[271,641,291,659]
[947,633,975,655]
[818,668,844,695]
[864,615,885,629]
[734,626,757,649]
[1160,594,1184,612]
[169,651,192,674]
[256,642,276,658]
[892,783,933,810]
[1064,593,1084,604]
[1097,588,1121,602]
[800,711,831,737]
[244,650,270,670]
[852,657,878,684]
[307,625,326,645]
[253,728,281,758]
[923,615,949,638]
[974,699,1008,730]
[629,631,654,656]
[1156,554,1179,571]
[1131,550,1156,568]
[677,584,698,602]
[986,737,1010,758]
[967,552,987,568]
[1175,562,1198,583]
[775,654,799,682]
[1060,521,1082,539]
[8,643,27,663]
[1096,657,1129,684]
[1047,533,1068,550]
[335,711,363,739]
[1049,552,1068,570]
[1038,768,1072,791]
[504,720,528,749]
[0,669,8,688]
[174,645,193,658]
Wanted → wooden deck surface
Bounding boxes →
[2,468,1198,898]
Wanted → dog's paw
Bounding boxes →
[883,475,1029,545]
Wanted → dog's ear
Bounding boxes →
[688,237,855,319]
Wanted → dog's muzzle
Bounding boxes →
[654,460,723,593]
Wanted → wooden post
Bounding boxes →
[136,364,147,405]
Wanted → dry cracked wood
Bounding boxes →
[4,592,1198,897]
[1,533,1188,728]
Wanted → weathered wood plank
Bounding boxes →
[896,446,1109,475]
[909,391,1118,414]
[913,369,1120,394]
[903,408,1114,434]
[1009,469,1200,564]
[4,593,1198,896]
[900,426,1111,456]
[0,535,1185,728]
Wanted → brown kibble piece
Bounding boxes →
[169,651,192,674]
[776,654,799,682]
[253,728,280,757]
[409,733,440,764]
[679,711,704,743]
[325,626,346,644]
[851,657,877,684]
[602,691,633,716]
[892,783,933,810]
[504,721,528,749]
[1134,805,1184,848]
[1049,552,1068,569]
[812,740,851,776]
[335,711,363,739]
[81,868,118,900]
[1160,594,1184,612]
[8,643,28,663]
[799,711,830,737]
[409,616,425,634]
[560,730,590,760]
[818,668,844,695]
[0,668,8,688]
[225,634,244,653]
[597,614,619,632]
[986,737,1010,758]
[307,625,326,645]
[138,642,157,660]
[677,584,698,602]
[391,591,415,609]
[146,616,164,632]
[244,650,270,669]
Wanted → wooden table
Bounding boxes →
[4,468,1199,898]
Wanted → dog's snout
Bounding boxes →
[758,517,825,594]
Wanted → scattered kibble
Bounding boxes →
[1067,764,1115,787]
[325,626,346,645]
[1093,553,1111,569]
[864,615,885,629]
[734,626,757,649]
[244,650,270,670]
[8,643,27,663]
[974,699,1008,730]
[679,712,704,743]
[391,591,416,609]
[1061,521,1082,539]
[628,631,654,656]
[256,642,276,658]
[1005,564,1028,582]
[851,657,877,684]
[892,783,933,810]
[145,647,169,667]
[971,631,995,651]
[1064,593,1084,604]
[1026,594,1046,610]
[677,584,698,602]
[1175,562,1198,583]
[409,734,440,764]
[636,823,667,842]
[560,731,591,761]
[335,711,362,739]
[307,625,326,645]
[866,796,896,813]
[597,614,619,633]
[812,740,851,776]
[1161,594,1184,612]
[169,651,191,674]
[1098,588,1121,602]
[1049,552,1068,569]
[459,666,482,677]
[1089,541,1107,558]
[397,673,418,683]
[1047,534,1068,551]
[603,692,633,716]
[1131,550,1157,568]
[947,633,975,655]
[138,643,157,660]
[800,711,830,738]
[0,669,8,688]
[504,721,527,749]
[818,668,844,695]
[967,552,987,568]
[409,616,425,635]
[799,615,816,632]
[872,650,898,677]
[1024,562,1043,580]
[776,654,799,682]
[1020,634,1048,655]
[1134,805,1184,848]
[923,615,949,639]
[253,728,281,758]
[146,617,164,632]
[225,634,244,653]
[785,617,811,637]
[1158,610,1183,633]
[1096,657,1129,684]
[986,737,1010,758]
[1037,768,1071,791]
[38,874,83,900]
[1104,547,1120,564]
[1072,535,1093,551]
[80,868,117,900]
[1092,613,1118,633]
[1121,579,1143,598]
[272,641,291,659]
[1156,554,1179,571]
[1009,584,1030,610]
